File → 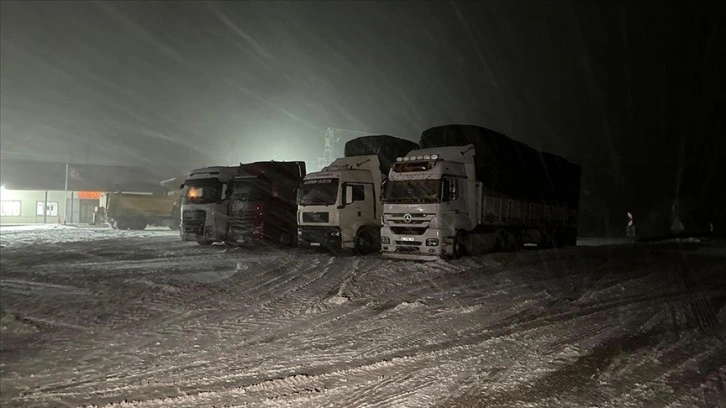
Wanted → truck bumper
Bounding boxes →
[380,226,449,260]
[297,226,342,249]
[226,225,261,245]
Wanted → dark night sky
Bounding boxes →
[1,1,724,234]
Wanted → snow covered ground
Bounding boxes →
[1,225,724,407]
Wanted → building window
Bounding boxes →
[1,200,21,216]
[36,201,59,217]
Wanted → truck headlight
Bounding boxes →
[381,236,390,244]
[425,238,439,246]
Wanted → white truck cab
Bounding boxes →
[380,145,479,261]
[180,166,238,245]
[297,155,383,254]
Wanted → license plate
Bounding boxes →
[310,242,321,247]
[401,236,415,242]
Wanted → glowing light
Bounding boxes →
[187,186,203,199]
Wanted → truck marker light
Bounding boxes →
[424,155,431,160]
[396,157,403,162]
[431,154,439,160]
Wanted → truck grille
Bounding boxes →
[229,210,256,229]
[182,210,205,233]
[384,213,432,226]
[302,212,329,223]
[183,210,205,224]
[391,227,427,235]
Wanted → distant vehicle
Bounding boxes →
[380,125,581,260]
[297,135,418,254]
[180,162,306,246]
[634,197,719,241]
[103,191,182,230]
[226,161,306,247]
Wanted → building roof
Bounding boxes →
[0,160,172,193]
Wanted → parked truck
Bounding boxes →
[103,191,182,230]
[226,161,306,246]
[180,166,239,245]
[380,125,581,261]
[180,162,306,246]
[297,135,418,254]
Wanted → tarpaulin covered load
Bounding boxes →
[237,161,307,180]
[420,125,580,208]
[344,135,419,174]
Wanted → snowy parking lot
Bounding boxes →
[1,225,725,407]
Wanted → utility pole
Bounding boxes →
[317,127,374,170]
[64,163,69,224]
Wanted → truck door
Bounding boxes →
[442,177,468,221]
[343,183,375,225]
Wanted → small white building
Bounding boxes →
[1,160,175,225]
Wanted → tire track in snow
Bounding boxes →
[13,255,364,403]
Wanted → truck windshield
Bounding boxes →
[183,178,224,204]
[230,177,268,201]
[299,178,339,206]
[384,179,441,203]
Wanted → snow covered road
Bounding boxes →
[1,225,725,407]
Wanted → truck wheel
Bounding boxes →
[197,240,214,246]
[354,229,378,255]
[279,232,295,247]
[494,231,507,252]
[114,220,129,230]
[453,231,468,259]
[540,229,556,249]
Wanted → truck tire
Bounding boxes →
[279,232,295,247]
[494,231,507,252]
[453,231,468,259]
[354,228,378,255]
[114,220,130,230]
[540,229,556,249]
[197,240,214,246]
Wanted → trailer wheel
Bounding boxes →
[453,231,468,259]
[354,228,378,256]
